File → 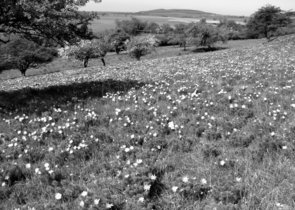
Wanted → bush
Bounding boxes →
[226,30,248,40]
[116,18,148,36]
[127,35,158,60]
[218,20,247,40]
[107,30,130,54]
[145,22,161,34]
[155,34,176,47]
[160,24,174,34]
[271,26,295,38]
[187,23,228,48]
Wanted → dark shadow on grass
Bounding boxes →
[192,46,227,53]
[0,79,146,114]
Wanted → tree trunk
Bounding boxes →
[264,26,269,39]
[208,45,213,51]
[21,70,26,76]
[18,61,30,76]
[101,58,106,66]
[84,57,89,68]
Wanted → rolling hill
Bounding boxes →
[135,9,246,20]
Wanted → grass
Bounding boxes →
[0,34,295,209]
[0,39,264,80]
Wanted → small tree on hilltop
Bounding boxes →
[67,39,110,67]
[127,35,158,61]
[246,5,292,39]
[0,39,58,76]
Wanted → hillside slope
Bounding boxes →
[0,34,295,209]
[0,35,294,93]
[135,8,245,19]
[136,9,215,17]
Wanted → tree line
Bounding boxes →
[0,2,294,76]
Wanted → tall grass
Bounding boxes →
[0,35,295,210]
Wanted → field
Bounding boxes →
[89,14,204,34]
[90,11,246,34]
[90,15,221,33]
[134,9,246,23]
[0,35,295,209]
[0,39,264,80]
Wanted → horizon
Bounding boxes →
[80,0,295,16]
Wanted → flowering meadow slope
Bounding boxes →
[0,35,295,209]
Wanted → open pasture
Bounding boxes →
[90,13,244,33]
[0,35,295,209]
[0,39,264,80]
[89,14,197,33]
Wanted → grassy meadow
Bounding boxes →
[0,39,264,80]
[0,34,295,209]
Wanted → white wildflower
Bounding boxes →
[220,160,226,166]
[172,186,178,192]
[144,184,151,191]
[201,178,207,185]
[94,199,100,205]
[55,193,62,200]
[81,191,88,197]
[150,174,157,180]
[182,176,189,183]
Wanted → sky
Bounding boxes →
[81,0,295,16]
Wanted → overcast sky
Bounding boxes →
[81,0,294,16]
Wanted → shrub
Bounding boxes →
[160,24,174,34]
[170,34,190,50]
[271,26,295,38]
[155,34,176,46]
[226,30,248,40]
[115,18,148,36]
[107,30,130,54]
[187,23,228,48]
[218,19,247,40]
[127,35,158,61]
[172,23,191,50]
[145,22,161,34]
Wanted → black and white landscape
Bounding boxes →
[0,0,295,209]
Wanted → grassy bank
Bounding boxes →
[0,35,294,209]
[0,39,264,81]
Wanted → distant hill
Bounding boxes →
[135,9,245,20]
[136,9,215,17]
